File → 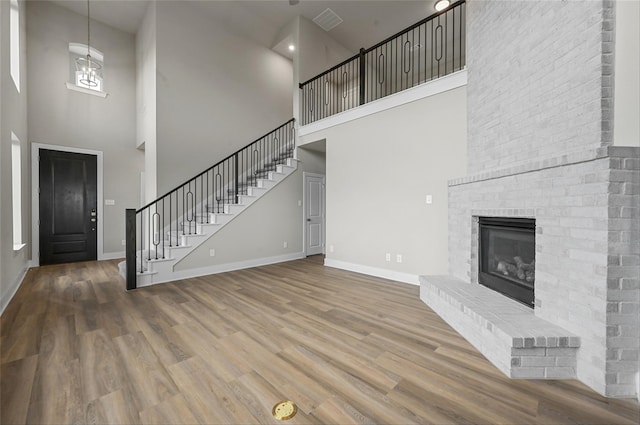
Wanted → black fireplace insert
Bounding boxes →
[478,217,535,307]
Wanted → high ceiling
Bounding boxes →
[50,0,441,53]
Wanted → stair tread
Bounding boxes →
[143,257,175,263]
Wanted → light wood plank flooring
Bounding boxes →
[1,257,638,424]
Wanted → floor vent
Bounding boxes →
[313,8,343,32]
[272,400,297,421]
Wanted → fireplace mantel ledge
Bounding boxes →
[448,146,638,187]
[420,275,580,380]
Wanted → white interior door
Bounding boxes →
[304,173,325,256]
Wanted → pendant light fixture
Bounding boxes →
[75,0,102,88]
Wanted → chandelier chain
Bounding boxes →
[87,0,91,56]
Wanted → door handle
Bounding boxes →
[306,218,311,222]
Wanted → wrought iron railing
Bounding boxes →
[299,0,466,125]
[125,119,296,290]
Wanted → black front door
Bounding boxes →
[39,149,98,265]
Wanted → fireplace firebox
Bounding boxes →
[478,217,535,307]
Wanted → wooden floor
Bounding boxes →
[1,257,638,425]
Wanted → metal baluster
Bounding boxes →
[161,198,165,258]
[140,211,143,272]
[148,208,152,261]
[152,209,159,260]
[452,6,456,71]
[436,16,443,77]
[444,12,448,76]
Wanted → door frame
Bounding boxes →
[302,172,326,256]
[31,143,104,266]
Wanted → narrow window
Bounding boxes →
[10,0,20,92]
[11,133,23,249]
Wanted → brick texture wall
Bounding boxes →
[605,148,640,397]
[448,147,639,397]
[452,0,639,397]
[466,0,614,174]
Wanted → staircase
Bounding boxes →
[121,119,297,289]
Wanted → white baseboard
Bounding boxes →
[138,252,306,288]
[1,266,29,315]
[324,258,420,286]
[101,251,125,260]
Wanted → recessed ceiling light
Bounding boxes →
[434,0,450,11]
[288,44,295,51]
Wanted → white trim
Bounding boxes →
[31,143,105,266]
[102,251,125,260]
[138,252,306,288]
[1,266,29,315]
[298,69,467,139]
[13,243,26,252]
[324,258,420,286]
[65,82,108,98]
[303,172,326,256]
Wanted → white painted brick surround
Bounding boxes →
[422,0,639,399]
[466,0,614,175]
[446,147,639,398]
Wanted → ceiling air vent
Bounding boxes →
[313,8,343,32]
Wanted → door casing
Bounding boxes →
[31,143,104,266]
[303,172,326,256]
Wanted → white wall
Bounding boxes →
[1,0,29,313]
[614,0,640,147]
[136,2,157,203]
[154,1,293,196]
[27,1,143,256]
[301,86,467,280]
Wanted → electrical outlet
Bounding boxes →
[209,249,216,257]
[329,245,334,253]
[385,253,391,262]
[298,200,302,207]
[396,254,403,263]
[121,240,126,246]
[105,199,115,205]
[283,241,288,248]
[426,195,433,204]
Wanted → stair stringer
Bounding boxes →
[136,159,299,287]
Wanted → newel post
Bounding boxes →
[125,208,137,290]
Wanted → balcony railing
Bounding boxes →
[299,0,466,125]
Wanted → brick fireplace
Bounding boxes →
[420,0,639,398]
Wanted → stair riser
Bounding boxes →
[247,187,267,197]
[224,204,245,215]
